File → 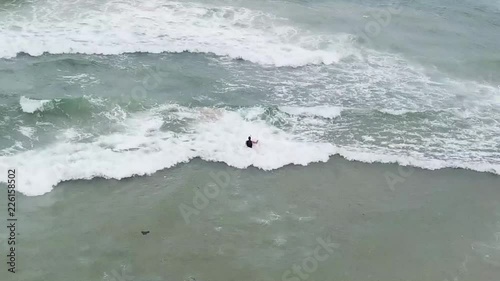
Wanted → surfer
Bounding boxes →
[246,136,258,148]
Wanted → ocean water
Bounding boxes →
[0,0,499,280]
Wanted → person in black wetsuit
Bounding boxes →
[246,136,258,148]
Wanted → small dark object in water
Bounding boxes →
[141,231,150,235]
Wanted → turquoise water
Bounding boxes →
[0,0,499,280]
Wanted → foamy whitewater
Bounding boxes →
[19,96,52,113]
[0,0,352,66]
[1,96,499,196]
[0,0,499,196]
[3,2,500,281]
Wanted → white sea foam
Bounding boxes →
[0,107,335,196]
[280,106,343,119]
[1,104,499,196]
[59,73,100,88]
[1,141,25,155]
[57,128,93,142]
[361,136,375,142]
[0,0,356,66]
[378,109,416,116]
[334,146,500,175]
[19,96,52,113]
[18,126,36,139]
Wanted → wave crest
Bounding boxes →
[0,0,357,66]
[19,96,53,113]
[1,103,499,197]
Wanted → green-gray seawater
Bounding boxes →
[0,0,499,280]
